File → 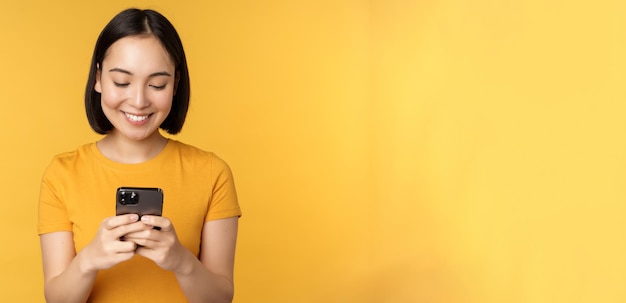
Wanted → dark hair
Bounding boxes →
[85,8,190,134]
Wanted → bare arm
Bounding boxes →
[178,217,239,302]
[39,215,146,303]
[40,232,95,303]
[130,216,239,303]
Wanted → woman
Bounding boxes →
[38,8,241,303]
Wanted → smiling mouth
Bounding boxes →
[124,112,150,122]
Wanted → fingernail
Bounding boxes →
[141,216,149,222]
[130,214,138,221]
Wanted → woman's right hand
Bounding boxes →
[78,214,149,273]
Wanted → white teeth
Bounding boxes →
[125,113,149,122]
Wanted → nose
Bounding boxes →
[129,85,149,108]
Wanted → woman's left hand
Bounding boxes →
[123,215,188,272]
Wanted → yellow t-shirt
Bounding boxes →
[38,139,241,302]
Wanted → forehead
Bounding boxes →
[102,35,175,72]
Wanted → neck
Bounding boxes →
[97,132,169,164]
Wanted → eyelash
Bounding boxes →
[113,82,166,90]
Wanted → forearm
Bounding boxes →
[44,252,98,303]
[175,250,234,303]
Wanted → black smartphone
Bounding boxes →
[116,187,163,218]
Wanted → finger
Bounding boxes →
[134,246,155,260]
[126,237,159,249]
[141,216,173,232]
[124,226,167,244]
[114,251,135,263]
[113,221,152,239]
[104,214,139,230]
[113,239,138,253]
[134,245,168,264]
[122,229,154,242]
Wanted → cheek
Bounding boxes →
[151,91,175,112]
[100,86,126,107]
[161,100,174,117]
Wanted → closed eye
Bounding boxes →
[114,82,130,88]
[150,84,167,90]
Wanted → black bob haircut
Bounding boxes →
[85,8,190,135]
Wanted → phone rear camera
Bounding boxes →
[119,191,140,205]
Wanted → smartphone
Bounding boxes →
[116,187,163,218]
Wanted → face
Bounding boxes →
[95,35,176,142]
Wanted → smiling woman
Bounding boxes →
[84,9,189,137]
[37,8,241,303]
[8,1,624,302]
[95,36,176,149]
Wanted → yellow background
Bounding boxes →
[1,0,626,302]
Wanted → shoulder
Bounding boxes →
[169,140,227,163]
[168,140,232,171]
[170,140,212,157]
[43,143,95,175]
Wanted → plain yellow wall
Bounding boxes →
[2,1,626,302]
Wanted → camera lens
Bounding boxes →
[119,191,127,205]
[118,190,140,205]
[130,192,139,204]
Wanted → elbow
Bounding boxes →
[218,280,235,303]
[213,277,234,303]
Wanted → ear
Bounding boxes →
[94,63,102,93]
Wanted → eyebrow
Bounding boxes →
[108,67,172,77]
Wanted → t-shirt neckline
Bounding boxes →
[89,139,176,172]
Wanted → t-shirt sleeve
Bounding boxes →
[205,155,242,221]
[38,159,72,235]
